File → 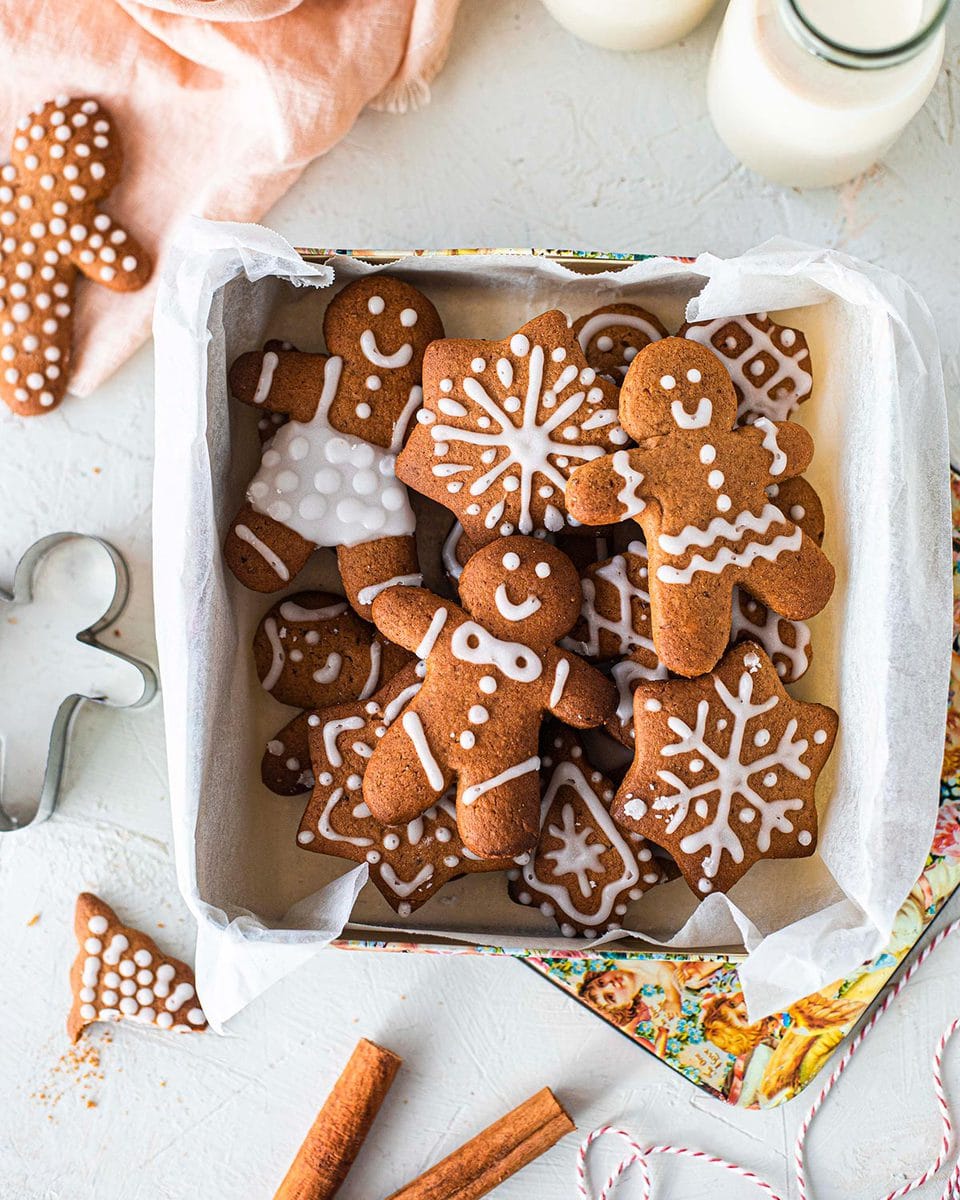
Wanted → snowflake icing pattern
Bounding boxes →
[543,802,608,897]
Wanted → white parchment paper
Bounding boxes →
[153,219,951,1028]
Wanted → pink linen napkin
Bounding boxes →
[0,0,460,400]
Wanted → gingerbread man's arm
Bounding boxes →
[67,209,152,293]
[228,350,327,422]
[370,588,465,657]
[740,418,813,485]
[565,446,661,526]
[543,649,616,729]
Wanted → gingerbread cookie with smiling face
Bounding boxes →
[612,641,837,897]
[565,338,834,678]
[572,303,667,385]
[297,665,515,915]
[396,310,629,550]
[0,97,151,416]
[362,536,616,859]
[224,276,443,617]
[680,313,813,425]
[508,730,664,937]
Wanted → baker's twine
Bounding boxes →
[577,917,960,1200]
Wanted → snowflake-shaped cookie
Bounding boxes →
[396,310,629,546]
[613,641,837,897]
[508,731,663,937]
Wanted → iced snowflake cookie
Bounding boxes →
[508,731,663,937]
[256,591,414,795]
[613,641,838,897]
[565,338,834,678]
[224,276,444,615]
[395,310,628,549]
[680,313,812,425]
[68,893,205,1042]
[0,97,152,416]
[297,665,514,913]
[362,536,616,859]
[572,303,667,384]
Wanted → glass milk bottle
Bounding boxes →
[541,0,718,51]
[707,0,950,188]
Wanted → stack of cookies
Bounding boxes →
[225,278,839,938]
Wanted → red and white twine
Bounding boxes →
[577,917,960,1200]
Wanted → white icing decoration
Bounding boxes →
[730,588,810,682]
[356,573,423,608]
[319,788,374,847]
[549,659,570,707]
[461,756,540,806]
[402,711,444,791]
[323,716,365,768]
[379,863,433,898]
[416,608,449,658]
[611,450,646,518]
[753,416,787,476]
[656,520,802,585]
[279,600,347,623]
[450,622,542,682]
[235,525,290,581]
[360,329,412,369]
[670,396,712,429]
[261,618,285,690]
[312,652,343,684]
[252,352,278,404]
[576,311,662,376]
[494,584,542,622]
[359,640,382,700]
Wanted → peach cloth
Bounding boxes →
[0,0,459,398]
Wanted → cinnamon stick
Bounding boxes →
[385,1087,574,1200]
[274,1037,401,1200]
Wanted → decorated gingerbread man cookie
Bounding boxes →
[255,591,413,795]
[361,536,616,858]
[565,338,834,678]
[572,303,667,384]
[508,730,663,937]
[613,641,838,897]
[297,665,516,914]
[68,893,205,1042]
[396,310,628,549]
[0,97,151,416]
[224,276,444,616]
[680,313,813,424]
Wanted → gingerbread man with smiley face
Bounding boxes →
[565,338,834,678]
[224,276,444,617]
[362,536,616,859]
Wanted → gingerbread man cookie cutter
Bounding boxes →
[0,533,156,832]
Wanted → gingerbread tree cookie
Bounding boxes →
[68,893,205,1042]
[680,313,813,424]
[565,338,834,677]
[508,731,663,937]
[396,310,629,549]
[297,666,515,914]
[572,303,667,384]
[224,276,443,616]
[362,536,616,859]
[613,641,838,897]
[0,97,151,416]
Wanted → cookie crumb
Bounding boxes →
[26,912,40,926]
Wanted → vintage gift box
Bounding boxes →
[153,222,952,1072]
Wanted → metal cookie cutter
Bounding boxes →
[0,533,157,832]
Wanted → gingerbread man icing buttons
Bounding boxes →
[396,309,629,549]
[508,731,663,937]
[224,276,443,616]
[68,893,205,1042]
[565,338,835,678]
[298,666,515,915]
[361,536,616,859]
[612,641,838,897]
[572,303,667,384]
[680,313,813,424]
[0,97,152,416]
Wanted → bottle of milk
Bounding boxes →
[540,0,718,52]
[707,0,949,188]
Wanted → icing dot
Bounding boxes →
[689,758,704,773]
[717,494,732,512]
[459,730,476,749]
[753,729,771,747]
[468,705,489,725]
[534,562,551,578]
[400,308,418,326]
[471,357,486,372]
[739,808,756,823]
[551,347,566,362]
[479,676,497,694]
[84,938,102,954]
[750,359,766,376]
[698,879,713,893]
[660,375,676,390]
[644,698,662,712]
[699,444,716,465]
[707,469,725,489]
[798,830,813,846]
[686,368,702,383]
[365,375,381,391]
[596,335,614,352]
[790,505,806,521]
[762,772,777,787]
[356,403,372,419]
[367,295,385,315]
[502,552,520,570]
[510,333,529,356]
[813,729,827,744]
[695,799,709,818]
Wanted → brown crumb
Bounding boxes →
[85,1100,97,1109]
[159,1080,167,1088]
[26,913,40,927]
[92,467,101,475]
[33,1032,110,1113]
[7,616,17,624]
[157,922,165,928]
[113,629,122,638]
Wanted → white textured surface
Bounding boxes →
[2,2,960,1197]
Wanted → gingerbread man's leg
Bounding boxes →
[646,567,734,679]
[456,758,542,860]
[337,535,422,621]
[224,503,314,592]
[362,705,454,825]
[742,538,835,621]
[68,211,152,293]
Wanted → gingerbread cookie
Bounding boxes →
[613,641,838,896]
[362,536,616,858]
[396,310,628,550]
[680,313,812,424]
[224,276,443,615]
[565,338,834,677]
[0,97,152,416]
[263,709,318,795]
[298,665,515,914]
[68,893,205,1042]
[508,731,663,937]
[572,303,667,384]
